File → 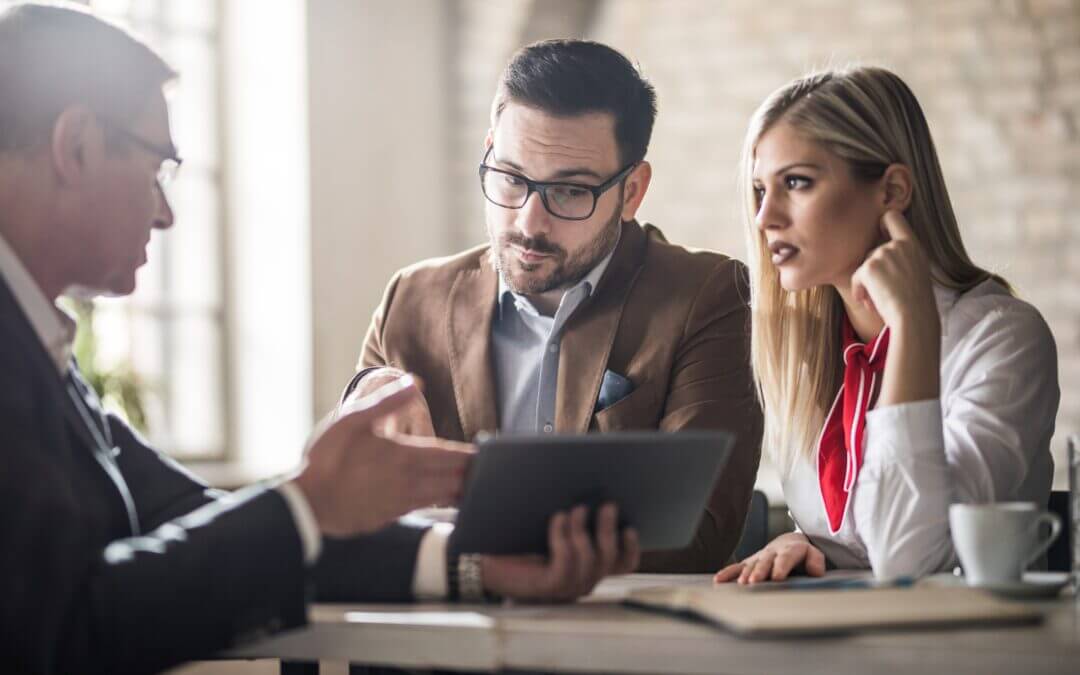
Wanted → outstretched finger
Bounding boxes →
[406,468,466,505]
[771,549,805,581]
[805,545,827,577]
[337,375,421,426]
[850,268,879,316]
[567,505,596,589]
[747,551,776,584]
[615,526,640,574]
[397,434,477,455]
[545,512,574,597]
[303,379,420,458]
[714,562,744,584]
[595,503,620,573]
[880,210,914,242]
[400,441,476,471]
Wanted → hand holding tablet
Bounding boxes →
[480,502,641,601]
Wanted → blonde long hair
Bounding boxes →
[742,66,1007,473]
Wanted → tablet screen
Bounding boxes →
[451,431,735,555]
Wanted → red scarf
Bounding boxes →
[817,317,890,534]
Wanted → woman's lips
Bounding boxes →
[769,241,799,266]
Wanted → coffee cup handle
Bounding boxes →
[1023,512,1063,569]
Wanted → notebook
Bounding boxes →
[624,584,1042,637]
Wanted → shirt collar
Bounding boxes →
[497,226,621,319]
[0,233,76,373]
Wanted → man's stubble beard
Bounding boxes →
[489,191,624,296]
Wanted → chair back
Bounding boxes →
[1048,490,1070,572]
[735,490,769,562]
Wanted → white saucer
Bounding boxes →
[973,572,1070,599]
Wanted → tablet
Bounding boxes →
[452,431,735,555]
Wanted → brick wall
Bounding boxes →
[451,0,1080,486]
[450,0,534,247]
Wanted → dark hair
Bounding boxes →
[0,2,176,153]
[492,39,657,166]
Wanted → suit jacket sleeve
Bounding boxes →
[358,270,403,373]
[0,365,309,675]
[108,387,430,605]
[335,271,403,403]
[109,418,224,527]
[638,260,763,573]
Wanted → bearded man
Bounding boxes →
[343,39,762,574]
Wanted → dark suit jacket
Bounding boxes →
[354,220,764,572]
[0,278,426,675]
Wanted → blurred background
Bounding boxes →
[0,1,1072,672]
[8,0,1077,495]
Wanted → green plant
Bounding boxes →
[66,298,150,433]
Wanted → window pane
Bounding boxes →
[168,315,225,458]
[165,34,221,170]
[167,171,221,310]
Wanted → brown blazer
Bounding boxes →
[355,220,763,572]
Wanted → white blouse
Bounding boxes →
[782,280,1059,579]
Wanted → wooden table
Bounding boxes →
[230,574,1080,674]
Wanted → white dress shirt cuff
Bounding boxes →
[412,522,453,600]
[277,481,324,565]
[863,399,943,470]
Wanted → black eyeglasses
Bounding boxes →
[100,118,183,188]
[479,146,637,221]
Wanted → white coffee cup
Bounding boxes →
[949,502,1062,586]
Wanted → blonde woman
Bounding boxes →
[715,67,1059,583]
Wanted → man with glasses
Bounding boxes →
[0,5,639,673]
[346,39,763,575]
[101,117,183,189]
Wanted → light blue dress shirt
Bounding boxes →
[491,240,618,435]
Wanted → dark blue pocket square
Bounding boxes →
[595,370,634,412]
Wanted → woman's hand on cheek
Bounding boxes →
[850,210,937,331]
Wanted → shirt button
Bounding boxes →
[548,343,559,353]
[543,423,554,433]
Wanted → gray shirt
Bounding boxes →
[491,242,617,435]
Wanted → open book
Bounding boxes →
[624,584,1042,637]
